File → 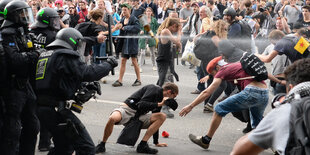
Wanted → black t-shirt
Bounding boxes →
[274,35,308,62]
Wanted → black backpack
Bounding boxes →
[230,20,252,52]
[193,30,219,63]
[238,52,268,82]
[238,20,252,39]
[285,96,310,155]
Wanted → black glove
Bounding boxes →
[164,98,178,111]
[107,56,118,68]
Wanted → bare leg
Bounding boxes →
[131,57,141,81]
[139,49,146,68]
[102,111,122,142]
[206,112,223,138]
[141,113,166,141]
[118,58,127,82]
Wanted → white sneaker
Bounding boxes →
[140,68,143,73]
[152,66,157,71]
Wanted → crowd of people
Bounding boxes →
[0,0,310,154]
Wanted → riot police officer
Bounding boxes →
[0,0,40,155]
[30,7,61,151]
[0,0,12,147]
[30,7,60,49]
[35,27,118,155]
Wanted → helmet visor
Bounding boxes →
[50,17,60,30]
[77,39,86,62]
[18,7,34,26]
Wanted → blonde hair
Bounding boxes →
[212,20,228,39]
[157,17,180,35]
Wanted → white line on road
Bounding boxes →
[89,98,123,105]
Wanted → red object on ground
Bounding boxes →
[162,131,169,138]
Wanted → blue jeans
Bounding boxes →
[214,85,269,128]
[92,43,106,64]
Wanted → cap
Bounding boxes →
[191,2,199,7]
[120,3,132,9]
[164,98,178,111]
[206,56,225,74]
[55,0,63,6]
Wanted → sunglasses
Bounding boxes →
[69,7,75,9]
[57,10,64,13]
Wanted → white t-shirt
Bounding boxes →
[248,104,291,155]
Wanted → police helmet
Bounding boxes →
[2,0,34,27]
[0,0,12,21]
[223,7,236,19]
[32,7,60,30]
[47,28,84,51]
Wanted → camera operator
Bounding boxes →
[35,28,118,154]
[255,2,277,53]
[0,1,40,154]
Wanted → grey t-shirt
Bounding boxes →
[248,104,291,155]
[179,8,193,20]
[283,5,301,24]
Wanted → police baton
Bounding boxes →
[107,14,113,56]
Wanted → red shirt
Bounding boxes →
[215,62,256,90]
[78,9,88,23]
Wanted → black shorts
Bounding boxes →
[121,53,138,59]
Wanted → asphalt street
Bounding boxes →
[35,56,274,155]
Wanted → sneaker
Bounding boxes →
[152,66,157,71]
[137,143,158,154]
[242,122,252,134]
[112,80,123,87]
[203,103,214,113]
[162,105,174,118]
[132,79,141,86]
[190,90,201,94]
[140,68,143,73]
[95,141,106,153]
[189,64,195,69]
[189,134,210,149]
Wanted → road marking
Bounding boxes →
[90,99,123,105]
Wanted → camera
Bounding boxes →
[259,7,267,12]
[70,81,101,113]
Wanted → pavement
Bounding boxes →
[35,56,274,155]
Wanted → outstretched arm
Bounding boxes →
[179,78,222,116]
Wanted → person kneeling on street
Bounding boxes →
[96,83,179,154]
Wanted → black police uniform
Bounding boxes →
[31,28,57,49]
[31,27,57,152]
[35,46,113,154]
[0,18,40,155]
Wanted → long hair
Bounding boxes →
[157,17,180,35]
[212,20,228,39]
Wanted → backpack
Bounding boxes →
[285,96,310,155]
[238,52,268,82]
[193,30,219,63]
[231,20,252,52]
[238,20,252,39]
